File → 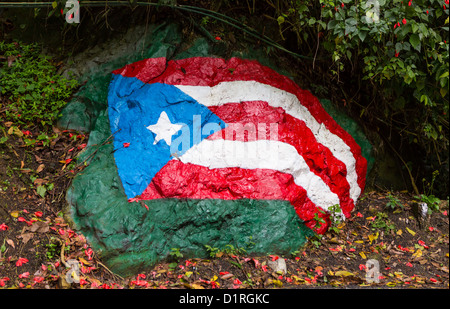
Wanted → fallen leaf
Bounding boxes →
[335,270,355,277]
[6,239,15,249]
[27,221,49,233]
[396,229,403,236]
[10,210,20,218]
[360,252,367,259]
[36,164,45,173]
[190,283,205,289]
[19,233,34,244]
[220,273,234,280]
[406,227,416,236]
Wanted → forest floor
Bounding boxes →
[0,122,448,291]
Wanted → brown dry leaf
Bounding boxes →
[33,178,46,186]
[220,273,234,280]
[27,221,49,233]
[3,121,13,128]
[36,164,45,173]
[19,232,34,244]
[6,239,15,249]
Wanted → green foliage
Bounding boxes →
[386,193,404,210]
[271,0,449,195]
[0,41,79,129]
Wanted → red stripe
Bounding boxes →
[113,57,367,194]
[206,101,354,217]
[139,160,331,234]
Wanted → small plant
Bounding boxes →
[385,194,403,211]
[328,204,343,234]
[169,247,183,261]
[415,170,441,213]
[370,212,396,233]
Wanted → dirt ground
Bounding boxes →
[0,122,448,291]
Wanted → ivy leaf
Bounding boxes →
[409,34,421,51]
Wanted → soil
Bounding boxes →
[0,122,448,290]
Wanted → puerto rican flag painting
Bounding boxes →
[108,57,367,234]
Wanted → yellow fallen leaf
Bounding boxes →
[190,283,205,289]
[360,252,367,259]
[368,232,379,244]
[10,210,20,218]
[210,275,218,282]
[412,249,423,259]
[396,229,403,236]
[327,270,334,276]
[335,270,355,277]
[406,227,416,236]
[272,279,283,287]
[79,257,93,265]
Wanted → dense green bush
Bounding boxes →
[0,41,79,129]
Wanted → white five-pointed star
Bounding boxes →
[146,111,183,146]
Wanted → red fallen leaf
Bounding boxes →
[0,223,9,231]
[430,278,437,283]
[219,271,229,275]
[78,143,87,150]
[123,142,130,148]
[233,278,242,285]
[406,262,413,267]
[65,158,72,164]
[34,211,43,217]
[85,247,93,260]
[418,240,429,249]
[22,130,31,136]
[33,276,44,284]
[16,257,29,267]
[261,265,268,272]
[79,278,88,286]
[269,255,279,261]
[19,272,30,279]
[0,277,10,287]
[215,36,221,40]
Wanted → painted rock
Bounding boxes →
[68,56,367,275]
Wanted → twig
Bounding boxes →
[96,260,124,281]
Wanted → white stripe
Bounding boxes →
[175,81,361,203]
[178,139,342,214]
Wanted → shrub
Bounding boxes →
[0,41,79,129]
